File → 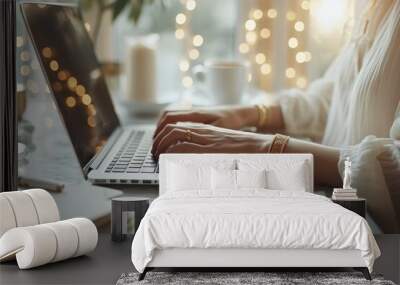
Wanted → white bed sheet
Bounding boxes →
[131,190,380,273]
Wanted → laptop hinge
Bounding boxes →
[83,127,123,176]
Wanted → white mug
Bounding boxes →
[194,60,249,105]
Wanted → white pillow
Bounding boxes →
[211,169,267,191]
[167,163,211,191]
[236,169,267,189]
[238,160,309,191]
[211,169,236,190]
[266,163,308,191]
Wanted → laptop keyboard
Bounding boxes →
[105,130,158,174]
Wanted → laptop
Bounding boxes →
[21,3,158,185]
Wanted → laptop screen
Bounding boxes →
[21,3,120,169]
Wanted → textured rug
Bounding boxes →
[116,271,395,285]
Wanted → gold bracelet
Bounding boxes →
[255,104,269,128]
[268,134,290,153]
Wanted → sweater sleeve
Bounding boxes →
[338,136,400,233]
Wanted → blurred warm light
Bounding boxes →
[253,9,263,20]
[67,77,77,90]
[296,52,306,63]
[310,0,347,34]
[20,51,30,61]
[176,13,186,25]
[260,28,271,39]
[192,35,204,47]
[288,37,298,48]
[57,71,68,81]
[84,22,91,32]
[179,59,190,72]
[260,63,271,75]
[301,0,310,10]
[247,73,252,82]
[76,85,86,96]
[246,31,257,44]
[87,116,96,128]
[188,48,199,60]
[175,28,185,39]
[182,76,193,88]
[304,51,312,62]
[88,104,97,116]
[16,36,24,47]
[82,94,92,105]
[186,0,196,11]
[20,65,30,76]
[286,11,296,21]
[52,82,62,92]
[239,43,250,54]
[294,21,305,32]
[65,96,76,108]
[245,19,256,31]
[255,53,266,64]
[267,9,277,18]
[42,47,52,58]
[285,67,296,78]
[296,77,307,88]
[49,60,59,71]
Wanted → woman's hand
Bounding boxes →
[153,105,258,138]
[151,123,271,159]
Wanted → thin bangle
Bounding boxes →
[268,134,290,153]
[255,104,269,129]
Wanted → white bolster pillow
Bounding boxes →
[0,189,59,237]
[0,218,98,269]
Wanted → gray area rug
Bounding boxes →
[116,272,395,285]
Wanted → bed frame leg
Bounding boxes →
[138,268,148,281]
[354,267,371,280]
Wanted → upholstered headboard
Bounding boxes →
[159,154,314,195]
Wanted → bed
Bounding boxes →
[131,154,380,281]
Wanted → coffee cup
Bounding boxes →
[194,60,249,105]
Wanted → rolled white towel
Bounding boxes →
[0,191,39,227]
[0,218,98,269]
[0,196,17,237]
[23,189,59,224]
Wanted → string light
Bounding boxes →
[252,9,263,20]
[67,77,77,90]
[65,96,76,108]
[188,48,199,60]
[182,76,193,88]
[239,43,250,54]
[296,77,307,88]
[260,63,271,75]
[294,21,305,32]
[296,52,306,63]
[192,35,204,47]
[285,67,296,78]
[42,47,52,58]
[260,28,271,39]
[245,19,256,31]
[267,9,277,18]
[301,0,310,10]
[49,60,59,71]
[288,37,299,48]
[255,53,266,64]
[303,51,312,62]
[286,11,296,21]
[179,59,190,72]
[175,28,185,39]
[186,0,196,11]
[176,13,186,25]
[246,31,257,44]
[82,94,92,105]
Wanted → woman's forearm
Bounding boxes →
[285,138,342,187]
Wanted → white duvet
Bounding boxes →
[131,190,380,273]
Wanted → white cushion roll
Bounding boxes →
[42,222,78,262]
[0,226,57,269]
[63,218,98,257]
[0,195,16,237]
[1,192,39,227]
[23,189,60,223]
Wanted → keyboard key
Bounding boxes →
[141,167,156,173]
